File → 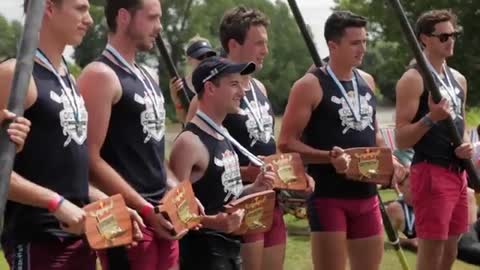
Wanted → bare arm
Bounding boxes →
[277,73,328,164]
[395,69,433,149]
[186,96,198,123]
[78,62,149,212]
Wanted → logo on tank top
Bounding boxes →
[214,150,243,202]
[331,91,374,134]
[239,101,274,147]
[134,90,165,143]
[50,89,88,147]
[439,86,463,120]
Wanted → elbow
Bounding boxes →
[277,137,292,153]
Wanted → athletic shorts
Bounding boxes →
[99,225,179,270]
[242,203,287,247]
[307,195,383,239]
[410,162,468,240]
[4,236,96,270]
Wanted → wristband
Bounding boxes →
[175,103,184,110]
[140,203,155,218]
[47,194,65,213]
[420,115,436,128]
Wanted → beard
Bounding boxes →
[126,23,154,52]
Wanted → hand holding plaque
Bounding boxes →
[84,194,133,250]
[344,147,394,186]
[263,153,309,191]
[156,180,202,237]
[223,190,276,235]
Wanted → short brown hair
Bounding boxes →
[105,0,145,33]
[219,6,270,54]
[415,9,457,40]
[24,0,62,14]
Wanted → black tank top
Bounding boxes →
[97,56,167,204]
[223,80,276,166]
[3,61,89,246]
[182,123,243,215]
[305,68,377,198]
[410,64,465,166]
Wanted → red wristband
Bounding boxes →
[175,103,184,110]
[47,194,64,212]
[140,203,155,218]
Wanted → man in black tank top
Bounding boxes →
[183,7,290,270]
[169,57,275,270]
[395,10,472,270]
[0,1,102,269]
[278,11,406,270]
[77,1,184,270]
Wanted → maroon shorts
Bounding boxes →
[99,225,179,270]
[242,204,287,247]
[307,196,383,239]
[4,237,96,270]
[410,162,468,240]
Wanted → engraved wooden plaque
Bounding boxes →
[158,180,202,236]
[345,147,394,186]
[84,194,132,250]
[223,190,276,235]
[264,153,308,191]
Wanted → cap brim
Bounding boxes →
[189,48,217,59]
[223,62,256,76]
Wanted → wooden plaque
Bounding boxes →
[345,147,394,186]
[158,181,202,236]
[277,190,309,219]
[264,153,308,191]
[84,194,132,250]
[224,190,276,235]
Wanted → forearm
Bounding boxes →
[8,172,59,209]
[88,184,109,202]
[395,115,432,149]
[89,156,149,211]
[165,162,180,190]
[278,138,330,164]
[201,214,223,231]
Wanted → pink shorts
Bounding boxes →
[99,226,179,270]
[307,196,383,239]
[410,162,468,240]
[5,237,96,270]
[242,204,287,247]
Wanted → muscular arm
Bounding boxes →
[277,73,329,164]
[186,96,198,123]
[0,60,60,208]
[395,69,431,149]
[78,62,150,212]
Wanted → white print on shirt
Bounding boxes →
[239,101,274,147]
[214,150,243,202]
[331,91,374,134]
[134,90,165,143]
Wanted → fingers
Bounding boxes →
[129,209,146,228]
[173,229,188,240]
[155,213,174,231]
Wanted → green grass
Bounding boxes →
[283,190,478,270]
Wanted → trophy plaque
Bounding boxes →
[344,147,394,186]
[157,180,202,236]
[84,194,132,250]
[223,190,276,235]
[264,153,308,191]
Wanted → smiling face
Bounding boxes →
[45,0,93,46]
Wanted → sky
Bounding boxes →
[0,0,335,60]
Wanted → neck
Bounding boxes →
[424,50,446,74]
[38,27,67,71]
[108,33,138,65]
[198,102,227,126]
[327,58,354,81]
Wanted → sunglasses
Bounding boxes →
[428,31,460,43]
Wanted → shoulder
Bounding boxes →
[77,61,121,95]
[356,68,376,92]
[0,59,37,108]
[252,78,267,96]
[449,67,467,90]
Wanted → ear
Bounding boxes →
[227,38,240,53]
[418,33,428,47]
[117,8,132,29]
[327,40,338,51]
[44,0,56,18]
[203,81,216,97]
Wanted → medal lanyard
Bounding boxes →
[196,110,263,167]
[326,65,361,122]
[105,44,163,119]
[426,61,458,109]
[402,202,415,234]
[242,81,264,132]
[35,49,81,124]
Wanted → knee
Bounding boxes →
[442,245,458,263]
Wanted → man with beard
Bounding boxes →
[78,0,182,269]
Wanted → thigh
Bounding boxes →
[449,173,469,237]
[307,198,347,233]
[240,241,264,270]
[263,204,287,247]
[262,244,286,270]
[311,232,347,270]
[347,235,383,270]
